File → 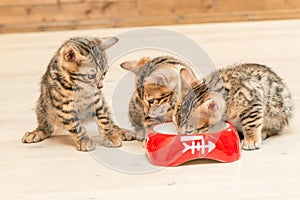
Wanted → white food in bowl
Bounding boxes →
[152,122,230,135]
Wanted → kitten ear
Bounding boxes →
[179,68,196,97]
[191,80,202,87]
[120,57,151,74]
[96,36,119,50]
[62,45,86,63]
[120,60,139,72]
[201,99,219,114]
[200,93,226,121]
[145,75,167,86]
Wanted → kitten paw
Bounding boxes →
[75,137,96,152]
[120,129,135,141]
[22,130,47,143]
[134,129,146,142]
[261,132,268,140]
[242,138,262,150]
[136,137,145,142]
[107,133,123,147]
[98,129,133,147]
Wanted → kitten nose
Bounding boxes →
[97,81,103,89]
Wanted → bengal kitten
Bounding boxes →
[120,56,196,141]
[22,36,132,151]
[174,63,293,150]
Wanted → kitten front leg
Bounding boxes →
[240,103,265,150]
[140,117,162,141]
[130,125,147,142]
[134,128,147,142]
[71,131,95,152]
[96,106,133,147]
[62,117,95,151]
[22,107,54,143]
[241,120,263,150]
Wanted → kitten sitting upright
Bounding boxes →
[120,56,196,141]
[174,63,293,150]
[22,36,132,151]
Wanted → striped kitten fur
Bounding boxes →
[120,56,196,141]
[22,36,132,151]
[174,63,293,150]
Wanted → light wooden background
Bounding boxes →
[1,0,300,33]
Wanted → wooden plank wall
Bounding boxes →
[1,0,300,33]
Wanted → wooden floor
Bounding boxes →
[1,20,300,200]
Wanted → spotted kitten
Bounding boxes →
[120,56,196,141]
[174,63,293,150]
[22,36,132,151]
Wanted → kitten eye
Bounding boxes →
[87,74,96,80]
[101,71,107,79]
[148,99,154,104]
[197,127,207,133]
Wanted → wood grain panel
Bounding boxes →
[1,0,300,33]
[0,0,57,7]
[0,1,136,24]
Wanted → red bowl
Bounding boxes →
[145,122,241,166]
